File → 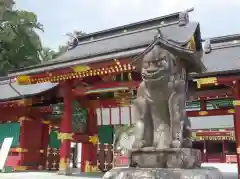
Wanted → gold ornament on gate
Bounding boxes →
[194,77,217,88]
[59,158,69,170]
[16,75,31,85]
[89,135,99,145]
[57,132,73,142]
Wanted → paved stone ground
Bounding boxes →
[0,171,237,179]
[0,172,104,179]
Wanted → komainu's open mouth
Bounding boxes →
[142,68,164,80]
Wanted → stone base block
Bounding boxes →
[103,167,223,179]
[129,148,201,168]
[57,168,72,175]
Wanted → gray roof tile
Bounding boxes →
[74,12,180,44]
[192,34,240,77]
[8,21,201,76]
[52,22,200,63]
[0,79,58,101]
[202,43,240,73]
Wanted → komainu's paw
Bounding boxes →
[132,139,146,149]
[171,139,181,148]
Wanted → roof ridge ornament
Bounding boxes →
[132,27,205,73]
[179,11,189,26]
[203,39,211,54]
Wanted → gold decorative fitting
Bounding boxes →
[191,132,196,138]
[59,158,69,170]
[42,120,51,124]
[18,63,136,84]
[16,99,32,106]
[233,100,240,106]
[15,166,27,171]
[16,75,31,85]
[194,77,217,88]
[237,147,240,154]
[57,132,73,142]
[230,131,235,137]
[89,135,99,145]
[18,116,30,122]
[85,160,91,172]
[72,65,90,72]
[198,111,208,116]
[91,165,99,172]
[187,36,196,50]
[228,109,235,114]
[15,148,28,153]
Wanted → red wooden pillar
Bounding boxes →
[40,122,50,169]
[81,103,98,172]
[232,80,240,179]
[81,143,90,172]
[222,140,226,163]
[200,99,207,111]
[18,118,43,170]
[59,81,73,174]
[203,140,207,163]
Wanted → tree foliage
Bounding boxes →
[0,0,87,75]
[0,0,43,75]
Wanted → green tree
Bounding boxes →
[0,0,43,75]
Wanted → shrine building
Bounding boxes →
[0,9,239,175]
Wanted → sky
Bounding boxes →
[17,0,240,51]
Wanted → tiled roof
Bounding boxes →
[192,34,240,77]
[8,10,201,76]
[0,78,57,101]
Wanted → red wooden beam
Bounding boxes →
[73,81,139,96]
[73,80,233,101]
[17,58,136,85]
[72,134,90,143]
[0,99,33,108]
[0,106,52,113]
[89,81,139,90]
[191,89,232,100]
[194,76,240,89]
[217,76,240,85]
[194,131,233,137]
[89,58,135,69]
[0,106,53,122]
[187,108,235,117]
[30,58,133,79]
[87,99,236,114]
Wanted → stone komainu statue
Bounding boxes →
[131,28,205,150]
[105,12,223,179]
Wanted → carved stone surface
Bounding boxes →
[129,148,201,169]
[110,15,218,179]
[132,44,192,150]
[103,167,223,179]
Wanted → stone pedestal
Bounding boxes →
[129,148,201,169]
[103,167,223,179]
[57,168,72,176]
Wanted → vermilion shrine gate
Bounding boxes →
[0,9,239,177]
